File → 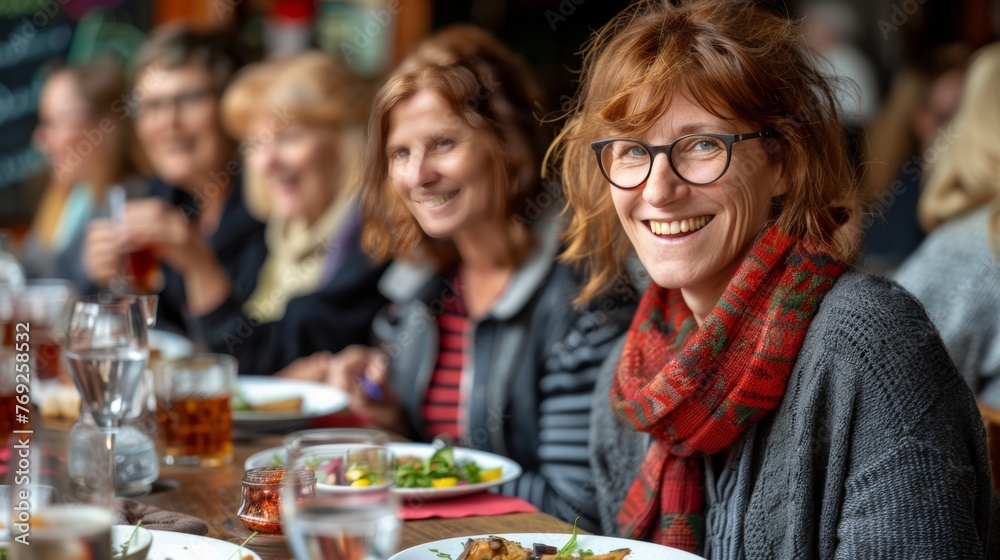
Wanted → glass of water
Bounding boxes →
[5,426,116,560]
[281,429,400,560]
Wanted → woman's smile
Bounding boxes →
[417,190,460,208]
[644,215,714,238]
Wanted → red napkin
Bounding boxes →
[308,411,369,428]
[401,492,538,520]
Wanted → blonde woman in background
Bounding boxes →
[177,51,387,376]
[23,59,144,291]
[896,42,1000,406]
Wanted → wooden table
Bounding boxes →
[137,434,578,559]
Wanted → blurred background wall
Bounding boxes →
[2,0,998,234]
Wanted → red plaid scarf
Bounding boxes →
[610,224,845,552]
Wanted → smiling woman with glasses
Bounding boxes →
[81,27,267,337]
[547,0,996,557]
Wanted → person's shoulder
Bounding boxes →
[928,206,993,242]
[521,263,635,362]
[536,262,637,321]
[895,208,1000,290]
[818,271,928,324]
[899,207,995,271]
[800,271,969,422]
[809,271,942,359]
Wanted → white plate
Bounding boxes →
[146,530,262,560]
[148,329,195,360]
[245,442,523,501]
[234,376,349,431]
[389,533,704,559]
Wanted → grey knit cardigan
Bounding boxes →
[590,272,999,559]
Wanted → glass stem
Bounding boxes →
[102,423,118,499]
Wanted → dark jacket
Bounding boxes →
[197,215,388,376]
[373,215,637,531]
[148,176,267,338]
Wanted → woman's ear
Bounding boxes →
[772,177,788,197]
[767,159,788,198]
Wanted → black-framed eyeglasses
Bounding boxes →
[590,131,771,189]
[130,88,215,120]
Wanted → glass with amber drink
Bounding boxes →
[107,185,163,295]
[1,288,14,350]
[126,248,164,294]
[5,280,74,381]
[0,348,20,445]
[154,354,235,466]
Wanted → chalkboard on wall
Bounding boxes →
[0,0,149,226]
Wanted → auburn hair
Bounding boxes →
[359,62,537,268]
[547,0,867,302]
[397,24,548,179]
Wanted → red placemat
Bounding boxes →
[401,492,538,520]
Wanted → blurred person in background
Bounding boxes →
[862,45,968,274]
[21,59,145,292]
[896,42,1000,408]
[393,24,548,196]
[282,27,636,529]
[801,1,879,167]
[553,1,995,555]
[82,26,267,336]
[171,51,387,376]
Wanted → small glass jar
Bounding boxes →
[237,467,316,533]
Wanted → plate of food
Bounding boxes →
[233,376,350,431]
[244,442,522,501]
[388,532,704,560]
[145,530,261,560]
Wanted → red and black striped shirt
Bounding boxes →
[421,278,468,441]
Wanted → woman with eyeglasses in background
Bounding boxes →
[550,1,996,557]
[82,27,267,336]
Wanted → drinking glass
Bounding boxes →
[64,295,157,428]
[125,248,164,295]
[107,185,163,295]
[63,294,157,494]
[15,280,75,381]
[153,354,236,466]
[0,348,18,444]
[5,424,116,559]
[281,429,400,560]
